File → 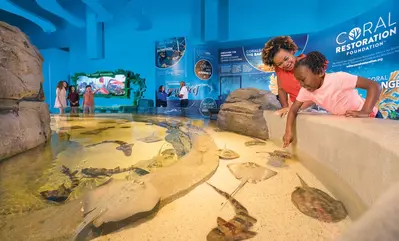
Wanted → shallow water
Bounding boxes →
[0,114,351,241]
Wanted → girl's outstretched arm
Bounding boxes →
[357,77,382,112]
[283,100,303,147]
[345,77,381,117]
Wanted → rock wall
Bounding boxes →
[217,88,281,140]
[0,22,50,161]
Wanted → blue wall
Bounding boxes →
[41,48,70,113]
[0,0,388,113]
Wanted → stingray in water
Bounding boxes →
[291,174,348,223]
[206,183,257,241]
[137,132,163,143]
[70,179,160,241]
[82,165,149,177]
[85,140,134,156]
[244,139,266,147]
[59,125,85,131]
[215,145,240,160]
[221,162,277,209]
[132,144,178,171]
[80,126,115,135]
[257,150,292,167]
[267,150,292,159]
[40,165,81,202]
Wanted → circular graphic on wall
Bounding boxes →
[194,59,213,80]
[199,98,217,117]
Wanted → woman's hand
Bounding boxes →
[283,131,293,148]
[345,110,371,118]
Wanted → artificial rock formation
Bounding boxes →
[217,88,281,140]
[0,21,50,161]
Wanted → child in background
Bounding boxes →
[283,51,382,147]
[82,85,96,114]
[67,86,80,114]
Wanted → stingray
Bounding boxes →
[267,156,288,168]
[59,125,85,131]
[291,174,348,223]
[98,120,117,124]
[70,179,160,241]
[221,162,277,209]
[266,150,292,159]
[257,150,292,167]
[85,140,134,156]
[244,138,266,147]
[215,145,240,160]
[134,143,178,170]
[207,183,257,241]
[119,125,131,129]
[137,132,163,143]
[80,126,115,135]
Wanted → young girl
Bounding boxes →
[82,85,96,114]
[67,86,80,114]
[54,81,68,114]
[283,51,382,147]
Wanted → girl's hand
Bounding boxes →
[345,110,370,118]
[283,131,293,148]
[274,107,290,118]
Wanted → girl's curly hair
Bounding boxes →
[261,36,298,66]
[295,51,328,75]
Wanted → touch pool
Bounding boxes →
[0,114,352,241]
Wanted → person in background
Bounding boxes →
[82,85,96,115]
[68,86,80,115]
[54,80,68,114]
[178,81,189,108]
[262,36,316,115]
[156,85,172,107]
[283,51,382,148]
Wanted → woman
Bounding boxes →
[67,86,80,114]
[156,85,172,107]
[54,81,68,114]
[261,36,315,114]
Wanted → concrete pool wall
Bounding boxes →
[263,110,399,220]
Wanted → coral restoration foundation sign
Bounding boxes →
[305,0,399,119]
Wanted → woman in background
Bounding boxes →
[54,81,68,114]
[68,86,80,115]
[156,85,172,107]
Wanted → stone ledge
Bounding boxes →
[263,110,399,220]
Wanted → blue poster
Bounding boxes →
[155,37,187,111]
[155,38,219,117]
[193,45,220,117]
[306,0,399,119]
[155,37,187,88]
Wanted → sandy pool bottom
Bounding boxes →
[93,126,352,241]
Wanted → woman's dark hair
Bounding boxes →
[261,36,298,66]
[86,85,92,89]
[294,51,328,75]
[158,85,164,92]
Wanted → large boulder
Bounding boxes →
[0,22,50,161]
[217,88,281,140]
